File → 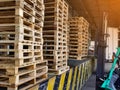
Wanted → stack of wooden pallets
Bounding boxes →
[43,0,69,75]
[0,0,48,90]
[69,17,89,60]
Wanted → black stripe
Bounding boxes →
[78,64,83,89]
[74,66,80,90]
[63,70,70,90]
[53,75,61,90]
[39,79,49,90]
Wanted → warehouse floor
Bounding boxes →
[82,62,112,90]
[82,74,96,90]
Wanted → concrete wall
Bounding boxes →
[106,27,118,60]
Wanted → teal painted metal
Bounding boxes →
[101,48,120,90]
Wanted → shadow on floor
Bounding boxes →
[81,62,114,90]
[82,74,96,90]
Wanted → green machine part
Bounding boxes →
[101,48,120,90]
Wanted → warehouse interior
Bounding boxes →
[0,0,120,90]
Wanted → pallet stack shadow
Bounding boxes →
[43,0,69,75]
[69,17,89,60]
[0,0,48,90]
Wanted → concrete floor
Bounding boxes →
[82,75,96,90]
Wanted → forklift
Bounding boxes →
[96,48,120,90]
[96,13,120,90]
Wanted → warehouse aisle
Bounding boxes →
[82,75,96,90]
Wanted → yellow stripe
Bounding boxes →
[80,64,84,88]
[58,72,66,90]
[82,63,85,84]
[66,69,73,90]
[86,62,88,80]
[84,63,87,82]
[83,63,85,82]
[47,77,56,90]
[85,62,87,81]
[83,63,86,84]
[76,65,81,90]
[72,66,78,90]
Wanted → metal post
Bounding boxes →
[96,12,108,89]
[96,12,108,77]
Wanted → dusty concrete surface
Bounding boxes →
[82,75,96,90]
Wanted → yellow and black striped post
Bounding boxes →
[29,59,95,90]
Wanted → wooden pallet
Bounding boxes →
[0,1,47,89]
[45,1,63,10]
[43,25,63,30]
[34,35,43,43]
[34,53,43,62]
[0,79,35,90]
[44,23,63,29]
[0,73,47,90]
[69,17,89,60]
[43,31,63,37]
[0,24,42,36]
[47,59,67,70]
[44,0,68,75]
[44,54,63,60]
[48,66,69,75]
[0,16,34,28]
[43,50,62,55]
[35,4,44,13]
[35,11,44,22]
[43,45,63,50]
[43,32,63,37]
[34,25,43,31]
[44,0,64,35]
[0,26,34,44]
[0,1,44,28]
[0,63,35,76]
[0,61,48,90]
[0,70,35,87]
[48,63,63,70]
[35,0,44,6]
[43,34,63,39]
[45,7,63,15]
[47,60,63,64]
[69,55,87,60]
[0,43,34,55]
[35,61,48,84]
[0,43,43,64]
[0,57,34,67]
[0,2,34,17]
[43,33,62,38]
